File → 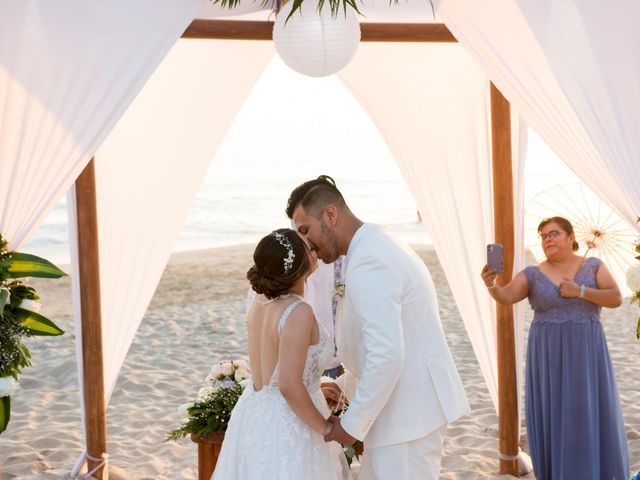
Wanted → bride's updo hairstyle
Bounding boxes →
[247,228,311,299]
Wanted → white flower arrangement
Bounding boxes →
[198,359,251,401]
[626,264,640,292]
[0,377,19,398]
[167,357,252,441]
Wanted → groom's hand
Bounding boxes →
[324,416,357,446]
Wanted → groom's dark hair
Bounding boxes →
[286,175,347,219]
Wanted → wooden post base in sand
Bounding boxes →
[192,432,225,480]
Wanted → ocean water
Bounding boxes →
[22,58,578,266]
[22,177,429,266]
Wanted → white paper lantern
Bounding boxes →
[273,2,361,77]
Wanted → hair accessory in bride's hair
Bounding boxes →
[272,231,295,273]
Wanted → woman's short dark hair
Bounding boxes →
[538,216,579,251]
[247,229,311,299]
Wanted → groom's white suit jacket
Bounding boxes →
[335,224,469,448]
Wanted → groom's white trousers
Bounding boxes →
[358,425,447,480]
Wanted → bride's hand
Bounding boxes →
[321,382,345,411]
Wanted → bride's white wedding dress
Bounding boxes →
[212,298,351,480]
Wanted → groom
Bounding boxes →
[286,175,469,479]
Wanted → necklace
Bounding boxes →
[256,292,303,305]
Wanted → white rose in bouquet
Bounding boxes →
[234,366,251,383]
[209,364,224,379]
[221,361,235,377]
[18,299,41,313]
[626,264,640,291]
[0,376,19,398]
[233,359,248,370]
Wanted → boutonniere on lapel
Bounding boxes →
[334,283,345,299]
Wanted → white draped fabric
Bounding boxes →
[339,43,528,415]
[437,0,640,231]
[0,0,205,250]
[67,32,273,456]
[68,38,273,475]
[84,38,273,401]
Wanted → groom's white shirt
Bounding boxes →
[335,223,469,448]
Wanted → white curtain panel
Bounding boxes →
[339,43,527,415]
[68,39,274,409]
[436,0,640,231]
[68,38,273,477]
[0,0,205,250]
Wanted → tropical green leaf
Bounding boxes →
[0,396,10,434]
[14,308,64,336]
[286,0,305,22]
[7,252,67,279]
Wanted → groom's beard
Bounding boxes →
[317,222,340,264]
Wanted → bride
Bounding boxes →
[212,229,350,480]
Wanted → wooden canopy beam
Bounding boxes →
[182,20,457,42]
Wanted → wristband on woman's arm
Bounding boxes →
[579,284,586,298]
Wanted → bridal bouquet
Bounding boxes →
[0,234,66,433]
[627,220,640,340]
[166,359,251,441]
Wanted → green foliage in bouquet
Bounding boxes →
[0,234,66,433]
[166,383,244,441]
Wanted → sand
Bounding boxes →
[1,244,638,479]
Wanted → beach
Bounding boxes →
[1,244,639,479]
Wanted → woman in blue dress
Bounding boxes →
[481,216,629,479]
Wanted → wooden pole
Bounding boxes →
[75,159,108,479]
[490,83,519,476]
[182,20,456,42]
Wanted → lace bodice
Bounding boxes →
[523,257,602,324]
[269,298,334,391]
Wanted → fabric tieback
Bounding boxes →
[71,451,109,479]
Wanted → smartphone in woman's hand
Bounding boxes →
[487,243,504,274]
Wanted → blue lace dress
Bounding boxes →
[523,257,629,479]
[212,299,350,480]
